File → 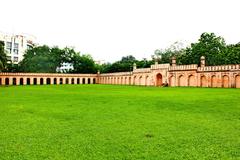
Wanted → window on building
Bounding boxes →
[13,57,18,62]
[6,42,12,49]
[7,49,11,54]
[13,49,18,54]
[14,43,19,49]
[6,42,12,54]
[7,56,11,61]
[27,44,33,50]
[13,43,19,54]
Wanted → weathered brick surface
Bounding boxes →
[1,57,240,88]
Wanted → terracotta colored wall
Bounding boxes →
[0,73,97,86]
[98,63,240,88]
[1,64,240,88]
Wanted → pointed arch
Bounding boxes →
[54,78,57,84]
[145,76,149,86]
[46,78,51,85]
[71,78,74,84]
[222,75,229,88]
[188,75,195,87]
[156,73,162,86]
[87,78,91,84]
[27,78,31,85]
[33,78,37,85]
[178,75,184,86]
[211,75,217,87]
[5,78,9,85]
[124,77,127,85]
[13,78,17,85]
[20,78,24,85]
[65,78,69,84]
[169,76,175,87]
[235,75,240,88]
[133,76,137,85]
[40,78,44,85]
[139,76,143,85]
[82,78,85,84]
[200,75,207,87]
[59,78,63,84]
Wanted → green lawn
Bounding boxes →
[0,85,239,160]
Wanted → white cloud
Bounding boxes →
[1,0,240,62]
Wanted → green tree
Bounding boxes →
[19,45,99,73]
[0,41,7,71]
[179,32,226,65]
[100,55,137,73]
[153,41,186,64]
[19,45,54,72]
[4,63,21,72]
[224,43,240,64]
[100,55,154,73]
[71,54,97,73]
[19,45,75,73]
[136,58,153,68]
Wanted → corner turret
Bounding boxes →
[200,56,205,67]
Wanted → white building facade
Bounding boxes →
[0,32,36,64]
[56,62,74,73]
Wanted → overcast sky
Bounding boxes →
[1,0,240,62]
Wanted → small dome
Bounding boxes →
[201,56,205,59]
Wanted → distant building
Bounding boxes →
[95,60,105,65]
[0,32,36,64]
[56,62,74,73]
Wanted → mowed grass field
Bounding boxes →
[0,85,239,160]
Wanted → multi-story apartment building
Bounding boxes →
[0,32,36,64]
[56,62,74,73]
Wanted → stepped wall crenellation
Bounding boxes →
[0,72,96,77]
[169,64,198,71]
[133,68,151,73]
[100,72,132,76]
[197,64,240,72]
[150,63,170,70]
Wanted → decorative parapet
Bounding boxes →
[151,63,170,70]
[100,72,132,77]
[133,68,151,73]
[169,64,198,71]
[0,72,97,77]
[197,64,240,72]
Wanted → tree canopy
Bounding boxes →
[100,55,153,73]
[153,32,240,66]
[19,45,98,73]
[179,32,227,65]
[19,45,59,73]
[2,32,240,73]
[0,41,7,71]
[70,54,97,73]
